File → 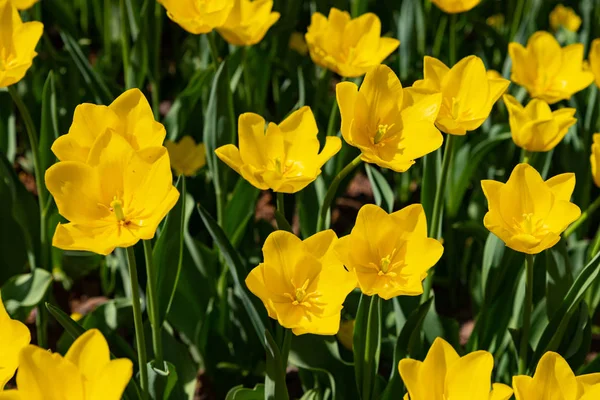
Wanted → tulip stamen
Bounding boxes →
[110,197,127,223]
[283,278,325,315]
[514,213,549,237]
[373,123,396,145]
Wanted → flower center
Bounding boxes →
[370,249,401,277]
[283,279,325,317]
[373,123,396,145]
[110,197,127,222]
[515,213,548,236]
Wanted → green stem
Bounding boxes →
[563,196,600,238]
[510,0,526,40]
[421,135,456,303]
[275,192,293,232]
[8,85,49,348]
[143,240,164,368]
[522,150,532,164]
[325,96,340,137]
[316,155,363,232]
[432,15,448,59]
[277,192,285,216]
[280,328,292,372]
[449,14,457,66]
[126,247,149,398]
[120,0,133,89]
[151,1,163,120]
[519,254,534,374]
[207,32,221,66]
[361,296,381,400]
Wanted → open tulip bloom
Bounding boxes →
[165,135,207,177]
[481,163,581,255]
[412,55,510,135]
[215,106,341,193]
[0,0,43,88]
[549,4,582,32]
[157,0,233,35]
[513,352,600,399]
[399,337,513,400]
[305,8,400,78]
[0,329,132,400]
[217,0,280,46]
[0,295,30,390]
[334,204,443,300]
[336,64,444,172]
[246,230,356,335]
[509,31,594,104]
[504,94,577,152]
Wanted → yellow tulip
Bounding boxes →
[0,329,132,400]
[513,352,600,400]
[245,230,356,335]
[550,4,582,32]
[157,0,233,35]
[336,64,443,172]
[509,31,594,104]
[217,0,279,46]
[592,133,600,188]
[215,106,340,193]
[334,204,443,300]
[46,132,180,255]
[0,0,43,88]
[399,337,513,400]
[165,136,207,177]
[289,32,308,56]
[51,89,166,164]
[305,8,400,78]
[503,94,577,152]
[589,39,600,89]
[0,294,30,390]
[413,56,510,135]
[481,163,581,255]
[431,0,481,14]
[10,0,37,10]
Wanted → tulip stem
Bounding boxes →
[119,0,133,90]
[151,1,163,120]
[207,32,221,66]
[522,150,533,164]
[316,155,363,232]
[143,240,164,368]
[8,85,49,348]
[421,135,456,303]
[563,196,600,238]
[519,254,534,374]
[280,328,292,373]
[449,14,457,66]
[510,0,526,41]
[275,192,293,232]
[126,246,149,398]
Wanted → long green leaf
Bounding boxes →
[353,294,382,400]
[264,329,289,400]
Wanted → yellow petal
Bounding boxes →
[315,136,342,168]
[423,56,450,91]
[336,81,359,145]
[399,359,427,399]
[545,173,576,201]
[0,391,22,400]
[215,144,243,175]
[65,329,111,383]
[420,337,461,398]
[0,296,30,390]
[444,351,493,398]
[87,358,133,400]
[52,222,139,256]
[490,383,514,400]
[11,0,39,10]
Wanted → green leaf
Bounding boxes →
[0,91,16,162]
[365,165,394,213]
[546,240,574,319]
[353,294,382,400]
[380,298,433,400]
[264,329,289,400]
[196,203,269,347]
[147,361,178,400]
[40,71,59,195]
[225,384,265,400]
[59,32,114,105]
[421,151,440,222]
[533,251,600,367]
[153,177,186,325]
[1,269,53,321]
[164,67,215,141]
[223,178,260,246]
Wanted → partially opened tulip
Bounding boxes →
[504,94,576,152]
[51,89,166,164]
[509,31,594,104]
[0,294,30,390]
[334,204,443,300]
[592,134,600,188]
[305,8,400,78]
[550,4,582,32]
[0,0,43,88]
[481,163,580,254]
[431,0,481,14]
[157,0,233,35]
[336,64,443,172]
[513,352,600,400]
[217,0,279,46]
[412,56,510,135]
[246,230,356,335]
[399,337,513,400]
[46,132,179,255]
[215,106,340,193]
[165,136,207,176]
[0,329,132,400]
[589,39,600,89]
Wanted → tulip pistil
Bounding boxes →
[516,213,549,236]
[284,279,325,314]
[374,124,394,145]
[110,198,127,222]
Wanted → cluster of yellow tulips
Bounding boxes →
[3,0,600,398]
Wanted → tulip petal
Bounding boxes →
[512,375,534,400]
[13,21,43,61]
[87,358,133,400]
[545,173,576,201]
[215,144,243,174]
[336,82,359,145]
[399,359,427,399]
[316,136,342,168]
[360,64,403,126]
[390,203,427,237]
[445,351,494,399]
[303,230,337,260]
[65,329,111,383]
[545,201,581,234]
[0,391,22,400]
[420,337,461,399]
[490,383,514,400]
[423,56,449,91]
[52,222,138,256]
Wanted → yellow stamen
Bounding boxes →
[374,124,389,144]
